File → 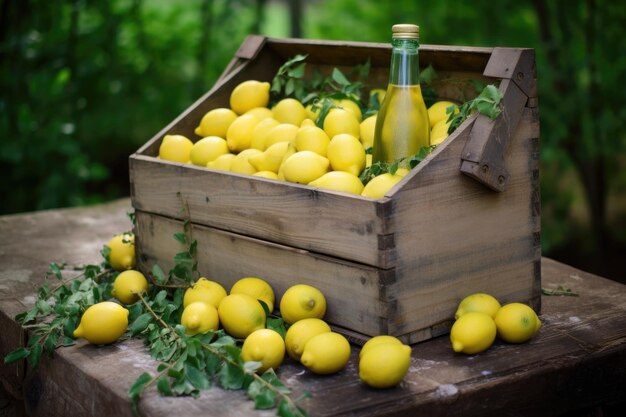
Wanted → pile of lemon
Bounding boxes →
[450,293,542,354]
[158,80,457,199]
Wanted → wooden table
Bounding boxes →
[1,198,625,417]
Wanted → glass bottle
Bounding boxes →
[372,24,430,164]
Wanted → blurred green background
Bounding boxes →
[1,0,625,282]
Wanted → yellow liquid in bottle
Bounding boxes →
[373,84,430,163]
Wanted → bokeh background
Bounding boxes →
[1,0,625,283]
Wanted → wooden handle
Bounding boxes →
[215,35,268,85]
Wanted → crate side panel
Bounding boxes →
[134,210,390,336]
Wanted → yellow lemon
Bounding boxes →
[194,108,238,138]
[73,301,129,345]
[245,106,273,121]
[285,318,332,361]
[300,332,351,375]
[112,270,148,305]
[455,293,502,320]
[427,100,459,128]
[309,171,364,195]
[230,80,271,115]
[450,311,497,354]
[106,232,135,271]
[183,277,228,309]
[359,335,404,359]
[263,123,299,150]
[494,303,542,343]
[181,301,219,336]
[190,136,229,166]
[280,151,329,184]
[207,153,236,171]
[248,141,291,174]
[361,173,403,199]
[158,134,193,163]
[430,119,452,146]
[305,102,321,122]
[226,114,260,153]
[359,343,412,389]
[359,115,377,150]
[273,98,307,126]
[300,118,316,128]
[334,98,363,122]
[323,108,360,139]
[369,88,386,107]
[295,124,330,156]
[241,328,285,373]
[395,167,410,177]
[279,284,326,325]
[327,133,366,176]
[218,293,266,339]
[253,171,279,180]
[230,149,262,175]
[250,118,280,150]
[230,277,275,313]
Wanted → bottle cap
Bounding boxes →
[392,24,419,39]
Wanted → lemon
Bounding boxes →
[279,284,327,325]
[241,328,285,373]
[111,270,148,305]
[248,141,291,174]
[183,277,228,309]
[359,335,404,359]
[280,151,329,184]
[300,118,316,128]
[300,332,350,375]
[309,171,364,195]
[245,106,273,121]
[250,118,281,150]
[455,293,501,320]
[230,149,262,175]
[253,171,279,180]
[106,232,135,271]
[230,80,271,115]
[334,98,363,122]
[395,167,410,177]
[190,136,229,166]
[230,277,275,313]
[366,154,372,168]
[295,124,330,156]
[284,318,331,361]
[73,301,129,345]
[207,153,236,171]
[326,133,366,176]
[226,114,260,153]
[181,301,219,336]
[194,108,238,138]
[427,100,459,128]
[450,311,497,354]
[158,134,194,163]
[218,293,266,339]
[359,343,412,388]
[369,88,386,107]
[430,119,452,146]
[263,123,299,150]
[359,115,377,150]
[323,108,360,139]
[273,98,307,126]
[361,173,403,199]
[305,103,320,122]
[494,303,542,343]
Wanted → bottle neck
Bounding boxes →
[389,38,420,86]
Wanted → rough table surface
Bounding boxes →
[1,198,625,417]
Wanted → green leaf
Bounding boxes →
[49,262,63,280]
[129,372,152,412]
[266,317,287,339]
[185,363,210,390]
[248,379,277,409]
[219,361,246,390]
[277,398,308,417]
[43,332,59,355]
[419,64,437,85]
[287,63,306,78]
[331,68,350,86]
[29,343,42,368]
[173,232,187,244]
[3,348,30,364]
[36,299,52,315]
[129,313,152,336]
[156,376,173,396]
[151,264,166,285]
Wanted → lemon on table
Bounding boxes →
[427,100,459,128]
[250,118,280,150]
[323,108,360,139]
[245,106,274,121]
[194,108,238,138]
[226,114,260,153]
[230,149,263,175]
[190,136,229,166]
[230,80,271,115]
[295,124,330,156]
[455,293,501,320]
[450,311,497,354]
[280,151,329,184]
[181,301,219,336]
[248,141,292,174]
[300,332,351,375]
[263,123,299,150]
[230,277,275,313]
[359,335,404,359]
[273,98,307,126]
[158,134,194,163]
[326,133,366,176]
[218,293,266,339]
[106,232,135,271]
[241,328,285,373]
[361,173,403,199]
[279,284,327,325]
[359,115,377,150]
[112,270,148,305]
[334,98,363,122]
[359,342,412,389]
[206,153,236,171]
[73,301,129,345]
[183,277,228,309]
[285,318,331,361]
[494,303,542,343]
[430,119,452,146]
[308,171,364,195]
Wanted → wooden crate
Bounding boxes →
[130,35,541,344]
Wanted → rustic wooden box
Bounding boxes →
[130,35,541,344]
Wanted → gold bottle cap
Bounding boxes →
[392,24,419,39]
